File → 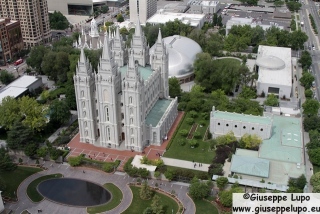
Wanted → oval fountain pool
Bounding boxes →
[37,178,111,206]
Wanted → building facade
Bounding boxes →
[130,0,157,24]
[0,18,23,66]
[74,20,178,151]
[0,0,51,48]
[210,106,273,140]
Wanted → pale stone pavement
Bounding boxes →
[161,157,210,172]
[4,160,195,214]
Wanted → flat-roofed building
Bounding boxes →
[0,18,23,66]
[0,0,51,48]
[226,17,284,35]
[256,45,292,98]
[189,0,221,14]
[0,75,43,103]
[147,10,205,29]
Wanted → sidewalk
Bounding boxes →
[161,157,210,172]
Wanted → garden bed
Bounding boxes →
[187,123,198,139]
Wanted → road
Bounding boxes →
[0,61,28,78]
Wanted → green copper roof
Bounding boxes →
[231,155,270,178]
[145,99,172,127]
[212,110,272,125]
[119,65,153,81]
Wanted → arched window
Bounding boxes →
[82,101,85,108]
[83,111,86,117]
[129,96,133,104]
[81,90,84,97]
[105,106,109,121]
[131,138,134,144]
[130,128,134,135]
[106,126,111,140]
[130,118,133,124]
[85,130,88,136]
[84,121,87,127]
[130,108,133,115]
[104,90,108,102]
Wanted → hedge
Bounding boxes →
[166,112,187,150]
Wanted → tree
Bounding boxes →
[49,11,70,30]
[300,72,315,89]
[24,143,39,157]
[212,13,218,26]
[37,147,48,159]
[19,96,48,131]
[26,45,49,73]
[140,181,152,200]
[310,172,320,186]
[304,115,320,131]
[218,187,243,207]
[296,174,307,190]
[116,14,124,22]
[239,87,257,99]
[312,185,320,193]
[216,132,237,146]
[305,89,313,99]
[263,94,279,106]
[302,99,320,116]
[6,121,33,149]
[101,5,109,13]
[0,147,17,172]
[0,70,15,85]
[189,177,210,199]
[274,0,285,7]
[299,51,312,69]
[169,77,182,98]
[216,176,229,190]
[151,195,164,214]
[0,176,6,191]
[308,147,320,165]
[49,100,71,125]
[42,51,70,83]
[290,30,308,50]
[239,134,262,149]
[68,155,83,167]
[0,96,21,130]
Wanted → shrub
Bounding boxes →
[179,129,188,137]
[260,179,265,183]
[186,118,194,125]
[199,120,206,126]
[189,111,198,118]
[68,155,83,166]
[164,170,174,181]
[208,163,223,176]
[193,131,201,139]
[233,174,238,179]
[189,139,199,148]
[178,139,186,146]
[154,171,161,179]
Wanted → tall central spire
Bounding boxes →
[134,18,142,37]
[102,31,112,60]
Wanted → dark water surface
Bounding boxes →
[37,178,111,206]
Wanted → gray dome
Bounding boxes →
[150,35,202,78]
[256,56,285,70]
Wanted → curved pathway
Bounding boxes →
[5,161,195,214]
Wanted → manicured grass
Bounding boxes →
[87,183,123,213]
[27,173,63,202]
[164,112,215,163]
[122,186,179,214]
[1,166,42,199]
[194,199,219,214]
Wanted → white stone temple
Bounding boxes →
[73,19,178,151]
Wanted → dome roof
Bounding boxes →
[150,35,202,78]
[256,55,285,70]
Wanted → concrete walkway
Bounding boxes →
[4,160,195,214]
[161,157,210,172]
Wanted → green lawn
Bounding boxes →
[164,112,215,163]
[122,186,179,214]
[26,173,63,202]
[87,183,123,213]
[1,166,42,199]
[194,199,219,214]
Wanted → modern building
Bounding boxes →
[161,2,189,13]
[150,35,202,83]
[189,0,221,14]
[209,106,273,140]
[226,17,284,35]
[0,18,24,66]
[0,75,43,103]
[256,45,292,98]
[74,20,178,151]
[210,109,304,191]
[130,0,157,24]
[0,0,51,48]
[147,10,205,29]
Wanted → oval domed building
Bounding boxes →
[150,35,202,83]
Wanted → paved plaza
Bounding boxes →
[4,160,195,214]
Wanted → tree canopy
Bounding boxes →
[302,99,320,116]
[0,147,17,171]
[49,100,71,125]
[189,176,211,199]
[169,77,182,98]
[239,134,262,150]
[263,94,279,107]
[300,71,315,89]
[0,70,15,85]
[299,51,312,70]
[49,11,69,30]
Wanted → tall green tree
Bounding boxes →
[49,100,71,125]
[189,177,211,199]
[300,72,315,89]
[116,14,124,22]
[219,187,244,207]
[0,96,21,130]
[6,121,33,149]
[26,45,49,74]
[0,70,15,85]
[216,176,229,190]
[140,181,152,200]
[302,99,320,116]
[0,147,17,172]
[239,134,262,149]
[151,195,164,214]
[49,11,69,30]
[290,30,308,50]
[24,143,39,157]
[169,77,182,98]
[264,94,279,106]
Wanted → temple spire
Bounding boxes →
[135,18,142,37]
[80,48,86,63]
[157,28,162,43]
[102,32,111,60]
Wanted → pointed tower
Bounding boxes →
[150,28,169,98]
[122,50,146,151]
[111,25,127,67]
[130,19,149,67]
[74,48,98,144]
[89,18,99,38]
[95,32,122,148]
